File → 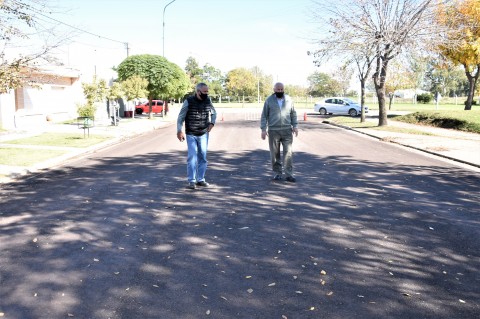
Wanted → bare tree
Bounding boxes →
[0,0,72,93]
[309,0,445,126]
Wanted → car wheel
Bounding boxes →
[135,108,143,115]
[348,109,358,117]
[319,108,327,115]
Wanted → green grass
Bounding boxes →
[0,147,67,166]
[4,132,110,148]
[394,110,480,133]
[326,116,435,135]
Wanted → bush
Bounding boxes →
[416,93,433,104]
[77,103,96,118]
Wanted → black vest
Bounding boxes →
[185,96,213,136]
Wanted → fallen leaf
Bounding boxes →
[358,295,364,298]
[239,227,249,230]
[429,227,434,230]
[153,285,159,288]
[202,295,208,299]
[459,299,466,303]
[309,307,315,310]
[245,276,252,279]
[326,291,333,296]
[321,280,326,285]
[67,314,74,317]
[268,283,276,287]
[125,288,130,291]
[220,296,228,301]
[34,293,37,297]
[402,293,411,297]
[282,315,288,319]
[93,258,99,262]
[293,276,297,280]
[247,288,253,294]
[114,272,120,275]
[33,238,38,243]
[320,270,327,275]
[295,291,303,294]
[389,272,394,276]
[206,310,210,315]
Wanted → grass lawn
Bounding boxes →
[326,116,435,135]
[0,147,67,166]
[3,132,110,148]
[394,110,480,133]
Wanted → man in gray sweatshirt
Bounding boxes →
[260,82,298,182]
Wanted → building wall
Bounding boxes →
[0,73,83,130]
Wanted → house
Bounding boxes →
[394,89,429,99]
[0,66,82,130]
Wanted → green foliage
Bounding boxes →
[396,111,480,133]
[307,72,342,96]
[77,103,96,118]
[416,93,433,104]
[120,75,148,101]
[107,82,123,101]
[82,76,108,105]
[117,54,189,100]
[225,68,257,98]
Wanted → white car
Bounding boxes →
[314,97,368,117]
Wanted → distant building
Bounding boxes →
[394,89,429,99]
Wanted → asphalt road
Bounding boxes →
[1,115,479,319]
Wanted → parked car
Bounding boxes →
[135,100,164,115]
[313,97,368,117]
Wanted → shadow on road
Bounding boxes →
[0,133,479,318]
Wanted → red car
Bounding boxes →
[135,100,164,115]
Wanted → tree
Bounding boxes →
[0,0,71,93]
[120,75,148,101]
[117,54,189,118]
[307,72,341,97]
[385,60,416,110]
[310,0,442,126]
[77,76,108,118]
[184,56,202,89]
[225,68,257,102]
[437,0,480,110]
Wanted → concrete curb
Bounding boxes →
[323,120,480,169]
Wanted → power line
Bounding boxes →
[34,10,128,46]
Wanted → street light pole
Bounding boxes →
[163,0,177,57]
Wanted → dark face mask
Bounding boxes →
[200,93,208,100]
[275,92,284,98]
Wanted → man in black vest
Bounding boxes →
[177,83,217,189]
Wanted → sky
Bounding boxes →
[46,0,325,87]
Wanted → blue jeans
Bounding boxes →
[186,133,209,183]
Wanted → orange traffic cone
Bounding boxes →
[304,112,307,121]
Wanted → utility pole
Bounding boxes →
[163,0,177,57]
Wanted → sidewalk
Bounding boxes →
[1,109,479,184]
[0,112,177,184]
[324,114,480,171]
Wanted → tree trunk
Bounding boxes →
[464,65,480,111]
[360,79,366,123]
[373,57,389,126]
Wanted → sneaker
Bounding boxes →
[285,176,296,183]
[273,174,283,181]
[196,181,209,187]
[187,182,196,189]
